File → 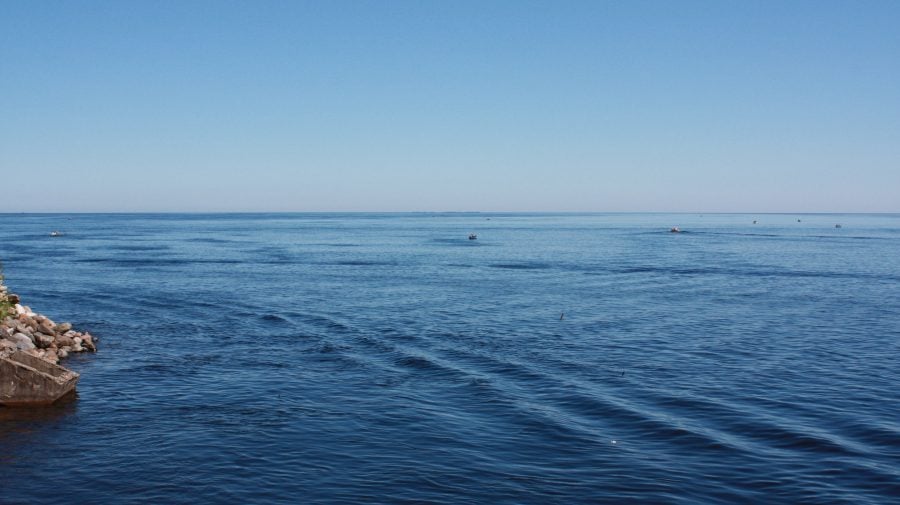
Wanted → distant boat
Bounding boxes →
[835,224,842,229]
[468,234,477,240]
[670,227,681,233]
[753,220,757,224]
[50,231,63,237]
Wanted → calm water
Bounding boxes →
[1,213,898,504]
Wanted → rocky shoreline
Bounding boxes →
[1,281,97,364]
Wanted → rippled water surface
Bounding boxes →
[1,213,899,504]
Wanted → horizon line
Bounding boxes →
[1,211,898,216]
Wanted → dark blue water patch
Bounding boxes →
[0,254,34,263]
[122,362,187,376]
[489,262,553,270]
[173,353,225,367]
[692,230,897,243]
[184,237,243,244]
[291,312,353,333]
[809,234,887,240]
[73,257,244,267]
[330,260,399,266]
[393,353,447,372]
[485,261,898,281]
[692,230,783,238]
[105,244,172,251]
[259,313,292,324]
[430,238,491,246]
[608,265,900,282]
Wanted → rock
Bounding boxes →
[12,332,34,344]
[14,305,37,318]
[56,335,75,347]
[43,349,59,364]
[35,333,55,348]
[11,333,36,350]
[38,320,56,335]
[1,285,98,363]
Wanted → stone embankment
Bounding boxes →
[0,281,97,364]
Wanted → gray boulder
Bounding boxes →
[11,333,36,350]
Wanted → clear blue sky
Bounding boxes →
[1,1,898,212]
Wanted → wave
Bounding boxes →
[74,257,243,267]
[489,262,553,270]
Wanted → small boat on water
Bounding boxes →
[468,233,477,240]
[0,351,79,406]
[670,227,681,233]
[835,224,842,229]
[50,231,63,237]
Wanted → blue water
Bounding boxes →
[1,213,899,504]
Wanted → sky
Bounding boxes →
[1,1,898,213]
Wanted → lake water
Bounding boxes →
[1,213,898,504]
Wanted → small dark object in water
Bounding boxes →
[835,224,842,228]
[670,227,681,233]
[797,219,801,222]
[468,234,477,240]
[753,220,757,224]
[559,312,564,320]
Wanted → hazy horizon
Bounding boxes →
[2,211,898,217]
[2,1,898,213]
